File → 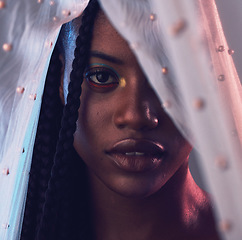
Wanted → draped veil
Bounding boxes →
[0,0,241,239]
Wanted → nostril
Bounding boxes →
[117,123,126,129]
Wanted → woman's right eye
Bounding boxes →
[84,67,120,90]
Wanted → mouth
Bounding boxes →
[106,139,166,173]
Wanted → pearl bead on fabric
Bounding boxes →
[218,74,225,81]
[170,19,187,36]
[45,40,53,48]
[53,16,59,21]
[2,43,12,52]
[193,98,205,110]
[62,10,71,17]
[162,101,172,109]
[29,94,37,100]
[129,42,140,50]
[149,13,156,21]
[217,45,225,52]
[219,220,232,232]
[1,223,9,229]
[2,168,9,175]
[0,1,6,8]
[16,87,25,94]
[215,156,229,170]
[162,67,168,75]
[228,49,235,55]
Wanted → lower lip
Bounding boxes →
[107,153,164,173]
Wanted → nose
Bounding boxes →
[113,80,159,131]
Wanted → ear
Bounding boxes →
[59,54,65,105]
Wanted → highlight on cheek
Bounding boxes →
[84,63,120,91]
[119,77,126,88]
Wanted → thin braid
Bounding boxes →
[36,1,99,239]
[21,47,63,239]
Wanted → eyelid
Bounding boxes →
[88,63,121,79]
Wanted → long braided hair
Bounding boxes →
[21,1,99,239]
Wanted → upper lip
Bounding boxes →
[106,139,166,156]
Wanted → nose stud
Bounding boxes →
[153,117,159,127]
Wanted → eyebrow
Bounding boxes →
[89,51,124,64]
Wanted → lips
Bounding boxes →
[106,139,166,172]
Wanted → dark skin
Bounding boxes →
[61,11,220,240]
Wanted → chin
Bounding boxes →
[105,174,168,199]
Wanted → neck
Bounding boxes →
[87,163,214,240]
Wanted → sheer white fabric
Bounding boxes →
[0,1,88,239]
[0,0,241,239]
[99,1,242,239]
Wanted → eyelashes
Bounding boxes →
[84,63,120,91]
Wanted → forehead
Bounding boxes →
[91,11,135,62]
[59,10,138,67]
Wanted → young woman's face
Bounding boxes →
[70,12,192,198]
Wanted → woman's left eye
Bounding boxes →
[84,67,119,89]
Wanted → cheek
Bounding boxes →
[73,88,112,163]
[169,130,192,168]
[173,133,192,156]
[165,114,192,156]
[72,83,192,198]
[158,119,192,180]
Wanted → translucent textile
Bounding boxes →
[0,0,241,239]
[99,1,242,239]
[0,1,89,239]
